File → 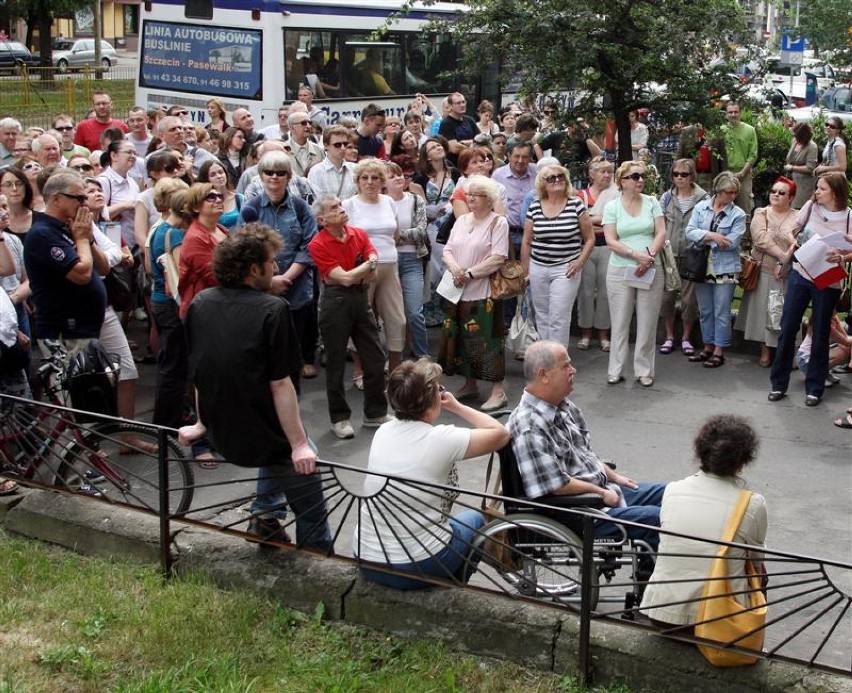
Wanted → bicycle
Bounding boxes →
[0,341,194,516]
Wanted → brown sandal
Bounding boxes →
[688,350,712,362]
[704,354,725,368]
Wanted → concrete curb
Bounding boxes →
[3,490,851,692]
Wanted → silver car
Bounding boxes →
[53,39,118,73]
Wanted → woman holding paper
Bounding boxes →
[602,161,666,387]
[769,172,851,406]
[684,172,747,370]
[440,175,509,412]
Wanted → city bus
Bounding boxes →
[135,0,499,128]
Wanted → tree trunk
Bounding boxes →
[613,108,633,165]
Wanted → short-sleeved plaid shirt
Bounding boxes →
[507,391,608,498]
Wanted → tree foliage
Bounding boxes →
[4,0,90,66]
[434,0,752,161]
[797,0,852,65]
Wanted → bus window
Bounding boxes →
[185,0,213,20]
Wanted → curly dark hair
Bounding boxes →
[387,358,442,421]
[213,222,283,287]
[694,414,759,477]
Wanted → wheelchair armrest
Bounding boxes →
[537,492,605,509]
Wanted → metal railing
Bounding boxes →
[0,66,135,130]
[1,393,849,684]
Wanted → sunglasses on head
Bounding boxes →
[204,191,224,202]
[671,171,691,178]
[544,174,566,184]
[621,172,645,181]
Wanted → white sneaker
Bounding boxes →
[331,420,355,439]
[133,307,148,321]
[363,414,395,428]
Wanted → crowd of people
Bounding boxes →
[0,89,849,599]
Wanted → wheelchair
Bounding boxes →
[472,444,655,615]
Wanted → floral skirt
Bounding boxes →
[439,298,505,382]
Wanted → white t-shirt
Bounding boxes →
[354,419,471,563]
[343,195,399,263]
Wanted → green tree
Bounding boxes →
[797,0,852,64]
[434,0,752,162]
[5,0,90,68]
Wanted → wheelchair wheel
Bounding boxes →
[472,513,598,610]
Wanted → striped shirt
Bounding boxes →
[526,197,586,266]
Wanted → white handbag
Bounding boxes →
[506,290,539,357]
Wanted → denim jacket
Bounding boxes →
[239,192,317,310]
[684,196,746,275]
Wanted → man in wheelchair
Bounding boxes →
[507,340,667,551]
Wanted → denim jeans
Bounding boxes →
[771,269,841,397]
[360,509,486,590]
[397,252,429,358]
[595,482,666,550]
[249,442,333,553]
[694,281,737,348]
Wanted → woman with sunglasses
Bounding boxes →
[735,176,799,368]
[197,160,243,230]
[683,172,747,370]
[769,172,851,406]
[522,164,594,348]
[0,167,35,244]
[15,156,45,212]
[576,156,619,352]
[216,126,247,188]
[603,161,666,387]
[657,158,708,357]
[178,182,229,319]
[133,150,184,251]
[813,117,847,177]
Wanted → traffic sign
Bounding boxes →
[781,33,805,52]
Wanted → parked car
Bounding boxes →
[0,40,38,75]
[52,39,118,73]
[786,86,852,124]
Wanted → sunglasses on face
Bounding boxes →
[544,174,566,184]
[770,189,789,196]
[23,162,42,171]
[329,142,347,148]
[671,171,691,178]
[621,172,645,181]
[58,191,87,203]
[71,164,94,172]
[263,170,289,177]
[55,126,74,132]
[825,124,838,130]
[204,192,224,202]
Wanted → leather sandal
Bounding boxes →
[688,350,712,362]
[703,354,725,368]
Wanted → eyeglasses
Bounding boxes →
[22,162,42,171]
[262,170,290,177]
[57,191,87,203]
[203,191,224,202]
[544,174,566,184]
[329,141,348,149]
[621,172,645,181]
[671,171,691,178]
[1,181,24,190]
[770,189,789,196]
[71,164,94,172]
[55,126,74,132]
[297,121,311,126]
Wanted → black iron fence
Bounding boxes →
[1,393,849,682]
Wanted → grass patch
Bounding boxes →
[0,69,136,130]
[0,530,629,693]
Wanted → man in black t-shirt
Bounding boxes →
[179,223,331,551]
[438,92,477,167]
[355,103,387,159]
[24,171,109,353]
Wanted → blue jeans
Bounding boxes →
[250,442,332,552]
[397,252,429,358]
[360,510,486,590]
[694,281,736,348]
[771,269,841,398]
[595,482,666,550]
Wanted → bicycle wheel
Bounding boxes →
[472,513,598,610]
[58,421,195,516]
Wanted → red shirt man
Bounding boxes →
[74,91,129,151]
